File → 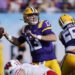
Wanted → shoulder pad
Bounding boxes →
[22,24,28,33]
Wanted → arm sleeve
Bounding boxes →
[42,20,55,35]
[18,36,26,44]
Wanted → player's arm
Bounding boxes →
[59,32,65,45]
[27,20,57,42]
[3,26,26,46]
[59,32,61,40]
[27,30,56,42]
[40,34,56,42]
[40,20,57,42]
[4,32,21,46]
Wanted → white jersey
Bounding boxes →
[11,63,51,75]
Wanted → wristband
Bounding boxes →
[8,35,12,40]
[37,35,42,40]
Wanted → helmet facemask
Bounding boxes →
[26,13,39,25]
[23,7,39,25]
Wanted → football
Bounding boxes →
[0,27,4,39]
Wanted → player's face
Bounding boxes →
[27,13,39,25]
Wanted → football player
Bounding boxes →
[59,14,75,75]
[3,7,61,75]
[4,59,57,75]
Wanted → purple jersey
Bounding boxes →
[18,20,56,62]
[60,23,75,51]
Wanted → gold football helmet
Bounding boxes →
[59,14,75,28]
[23,7,39,25]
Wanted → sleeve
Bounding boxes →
[18,35,26,44]
[18,25,28,44]
[42,20,55,35]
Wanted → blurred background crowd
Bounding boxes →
[0,0,75,13]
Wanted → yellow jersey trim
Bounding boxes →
[42,27,52,33]
[38,20,45,28]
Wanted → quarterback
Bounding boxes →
[2,7,61,75]
[4,59,57,75]
[59,14,75,75]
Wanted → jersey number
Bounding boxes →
[30,39,42,51]
[63,27,75,43]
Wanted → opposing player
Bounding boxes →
[59,14,75,75]
[4,59,57,75]
[3,7,61,75]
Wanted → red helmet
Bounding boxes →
[4,59,20,75]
